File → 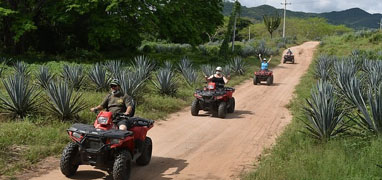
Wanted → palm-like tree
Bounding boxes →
[263,13,281,39]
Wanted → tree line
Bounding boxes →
[0,0,224,55]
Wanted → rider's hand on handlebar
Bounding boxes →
[90,107,96,112]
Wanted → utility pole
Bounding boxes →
[281,0,291,38]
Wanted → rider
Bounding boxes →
[90,79,134,131]
[287,48,293,56]
[258,54,272,71]
[205,66,230,87]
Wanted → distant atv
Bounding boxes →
[283,54,295,64]
[60,111,154,180]
[191,82,235,118]
[253,70,273,86]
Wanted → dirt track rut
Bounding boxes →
[29,41,320,180]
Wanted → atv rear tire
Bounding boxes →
[292,59,295,64]
[267,76,272,86]
[113,150,132,180]
[253,76,257,85]
[228,98,235,113]
[218,102,227,118]
[136,137,152,166]
[60,142,80,177]
[191,99,200,116]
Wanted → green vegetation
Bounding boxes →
[263,13,281,39]
[245,30,382,180]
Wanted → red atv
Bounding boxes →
[191,82,235,118]
[253,70,274,86]
[283,54,295,64]
[60,111,154,180]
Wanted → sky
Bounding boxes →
[239,0,382,14]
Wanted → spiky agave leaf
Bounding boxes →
[153,68,177,95]
[61,64,85,90]
[45,81,87,120]
[36,65,54,89]
[367,85,382,133]
[105,60,124,79]
[0,67,3,78]
[0,74,40,118]
[178,58,198,86]
[222,64,231,76]
[88,63,110,91]
[201,64,215,77]
[178,57,192,71]
[116,70,147,98]
[132,55,155,80]
[314,55,334,81]
[13,61,30,76]
[163,61,173,71]
[230,56,246,75]
[303,80,347,141]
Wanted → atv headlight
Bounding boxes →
[72,132,82,139]
[97,116,109,124]
[110,139,121,145]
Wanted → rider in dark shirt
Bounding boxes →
[205,67,229,88]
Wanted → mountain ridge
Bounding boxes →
[223,2,382,29]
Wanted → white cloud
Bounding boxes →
[238,0,382,14]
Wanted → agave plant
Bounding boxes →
[132,56,155,80]
[36,66,55,89]
[201,64,215,77]
[153,68,177,95]
[314,55,334,81]
[230,57,246,75]
[0,74,40,118]
[13,61,30,76]
[88,63,110,91]
[163,61,173,70]
[116,70,147,98]
[303,80,347,141]
[334,59,360,106]
[222,65,231,76]
[45,81,87,120]
[105,60,124,78]
[178,58,192,71]
[178,58,198,86]
[61,64,85,90]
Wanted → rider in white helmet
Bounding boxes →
[205,66,230,85]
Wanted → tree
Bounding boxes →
[154,0,224,46]
[219,0,240,57]
[263,13,281,39]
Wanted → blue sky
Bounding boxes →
[238,0,382,14]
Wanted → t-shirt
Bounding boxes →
[261,62,269,70]
[100,91,133,116]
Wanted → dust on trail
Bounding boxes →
[26,41,319,180]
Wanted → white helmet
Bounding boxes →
[263,58,267,61]
[216,66,222,71]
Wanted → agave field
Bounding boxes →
[0,56,248,122]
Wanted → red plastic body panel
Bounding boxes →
[93,111,114,130]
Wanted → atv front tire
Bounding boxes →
[191,99,200,116]
[60,142,80,177]
[218,102,227,118]
[113,150,132,180]
[136,137,152,166]
[228,98,235,113]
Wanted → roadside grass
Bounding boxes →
[245,31,382,180]
[0,52,281,177]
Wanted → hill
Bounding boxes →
[223,2,382,29]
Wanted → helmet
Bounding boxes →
[263,58,267,61]
[216,66,222,71]
[110,79,120,86]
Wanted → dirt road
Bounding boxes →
[30,41,319,180]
